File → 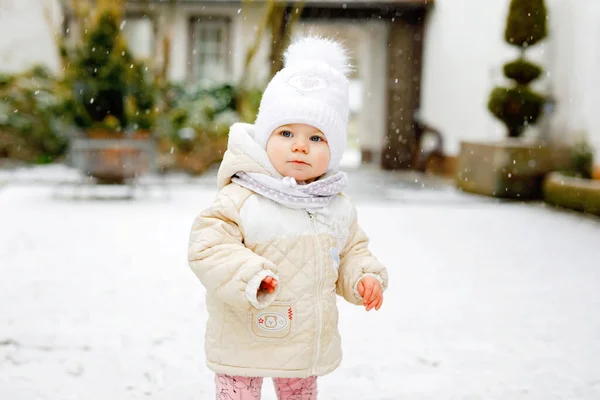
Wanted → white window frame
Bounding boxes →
[189,16,231,83]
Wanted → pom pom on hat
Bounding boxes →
[283,36,352,76]
[253,35,351,171]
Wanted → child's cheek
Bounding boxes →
[317,146,331,169]
[269,142,286,166]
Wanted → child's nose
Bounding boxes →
[291,139,308,153]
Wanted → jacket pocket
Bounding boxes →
[248,300,295,342]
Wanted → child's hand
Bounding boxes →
[259,276,278,294]
[357,276,383,311]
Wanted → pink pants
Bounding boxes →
[215,373,317,400]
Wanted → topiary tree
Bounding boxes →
[61,5,155,135]
[488,0,548,138]
[67,8,131,132]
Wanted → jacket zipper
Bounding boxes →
[307,210,324,376]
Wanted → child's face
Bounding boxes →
[266,123,330,183]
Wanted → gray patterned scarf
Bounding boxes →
[232,171,348,210]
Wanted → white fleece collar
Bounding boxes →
[227,123,280,176]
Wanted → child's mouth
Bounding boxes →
[289,160,309,166]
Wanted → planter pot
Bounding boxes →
[543,172,600,216]
[593,165,600,181]
[84,145,143,184]
[456,139,572,199]
[87,129,123,140]
[71,130,154,184]
[132,130,152,140]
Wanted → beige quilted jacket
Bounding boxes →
[188,123,388,378]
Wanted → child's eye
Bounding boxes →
[280,131,292,138]
[310,136,324,142]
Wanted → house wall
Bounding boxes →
[356,21,389,162]
[546,0,600,159]
[4,0,599,166]
[420,0,600,161]
[147,2,271,86]
[0,0,62,74]
[0,0,272,86]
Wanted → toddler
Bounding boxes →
[188,36,388,400]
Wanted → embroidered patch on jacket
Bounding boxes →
[250,303,294,340]
[287,74,328,94]
[256,311,290,332]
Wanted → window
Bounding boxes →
[189,17,231,83]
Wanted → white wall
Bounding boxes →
[0,0,277,87]
[357,21,388,160]
[547,0,600,158]
[421,0,600,160]
[123,17,154,61]
[168,7,191,82]
[0,0,62,74]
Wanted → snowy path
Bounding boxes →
[1,184,600,399]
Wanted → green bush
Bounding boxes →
[488,86,545,138]
[505,0,548,48]
[127,61,157,131]
[162,83,239,142]
[153,81,263,155]
[503,59,543,85]
[565,140,595,179]
[488,0,548,138]
[0,72,14,88]
[237,87,263,123]
[0,66,69,163]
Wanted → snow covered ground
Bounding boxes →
[1,170,600,399]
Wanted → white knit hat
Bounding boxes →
[253,36,351,171]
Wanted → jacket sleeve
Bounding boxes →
[336,207,388,305]
[188,185,281,310]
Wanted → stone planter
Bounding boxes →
[543,172,600,216]
[70,130,154,184]
[456,139,572,199]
